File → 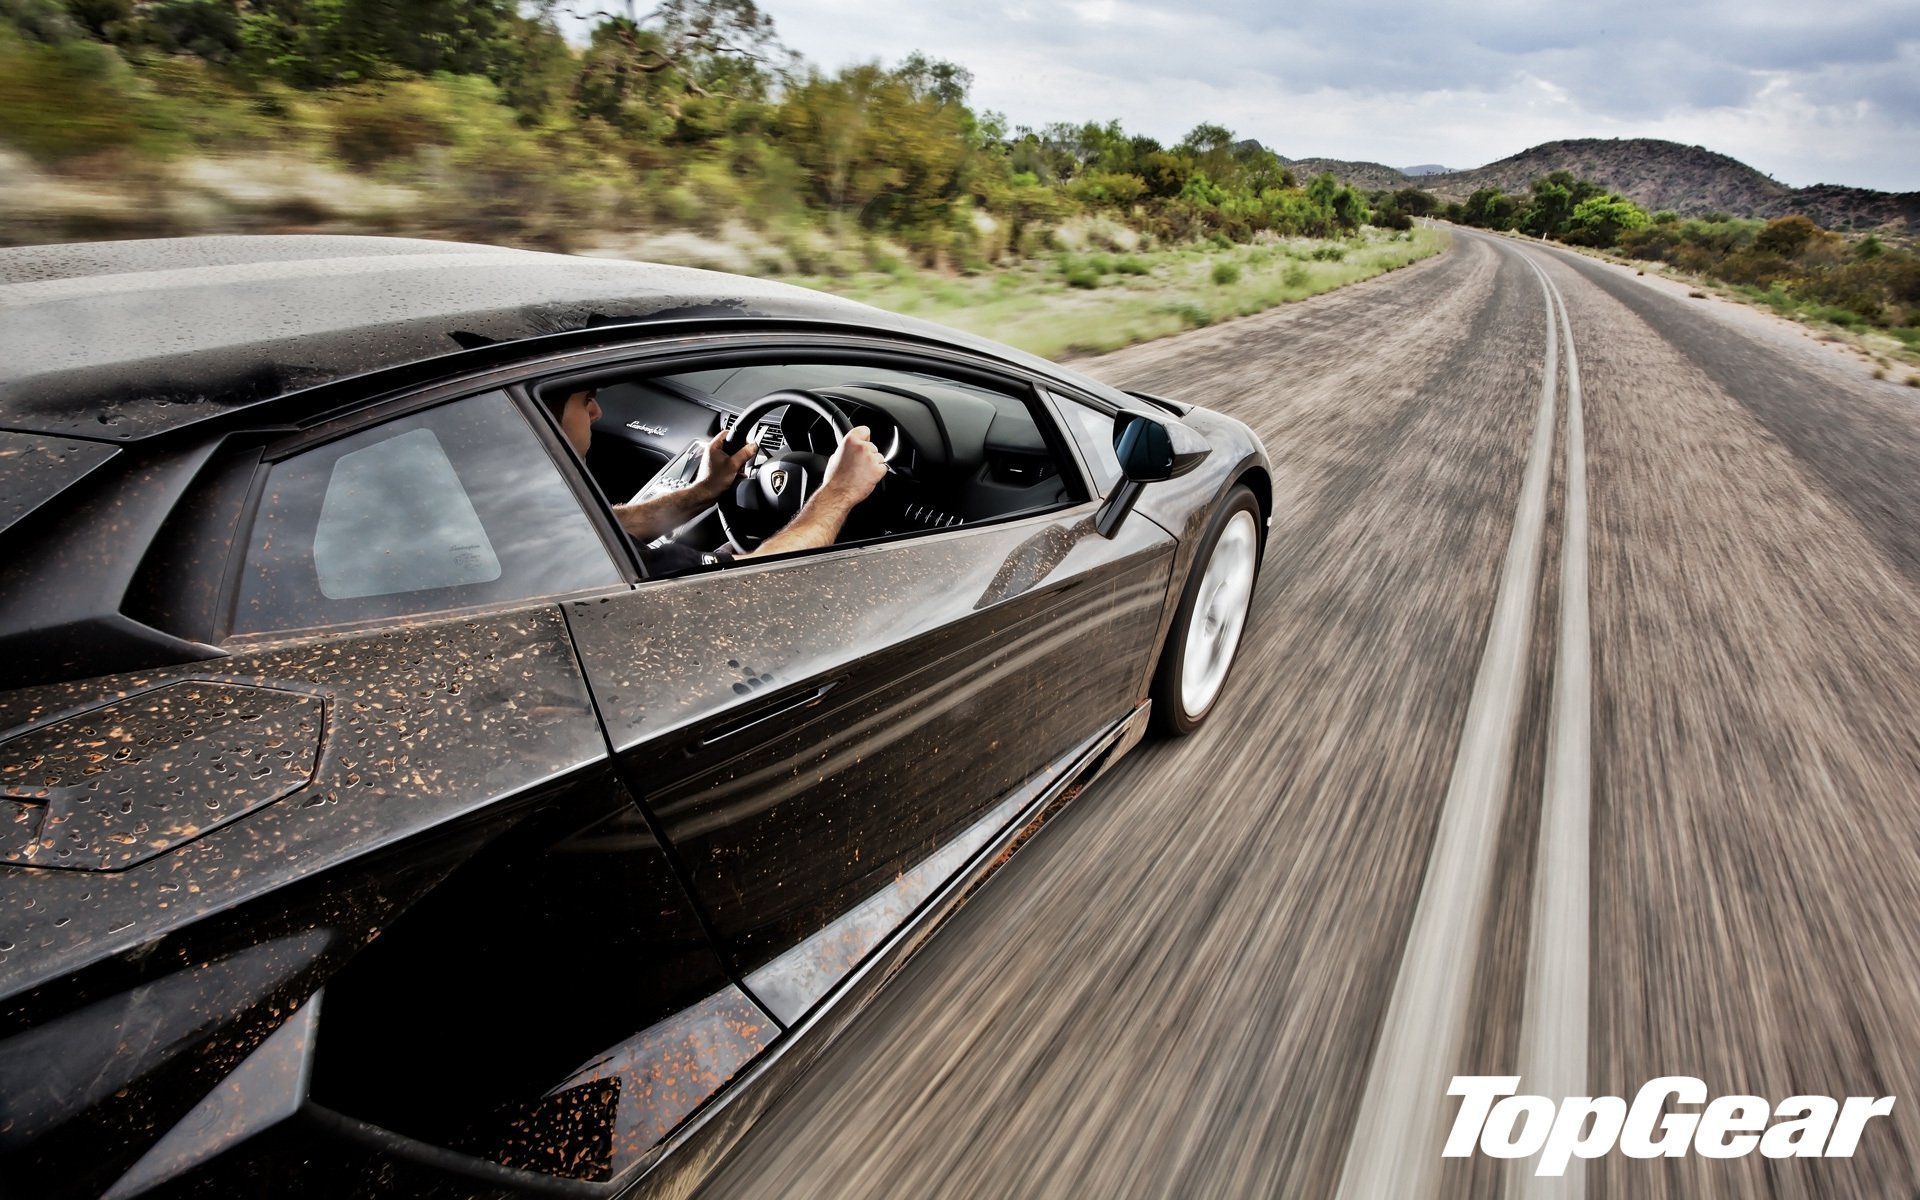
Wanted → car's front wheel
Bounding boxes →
[1152,486,1262,735]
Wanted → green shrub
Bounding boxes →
[1311,244,1346,261]
[1807,305,1861,327]
[1210,261,1240,285]
[0,26,180,160]
[1064,263,1101,288]
[1113,255,1150,275]
[1754,214,1820,257]
[328,84,458,167]
[1161,300,1212,327]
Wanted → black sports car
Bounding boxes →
[0,236,1269,1198]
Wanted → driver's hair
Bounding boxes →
[539,387,587,421]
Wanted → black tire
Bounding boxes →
[1151,486,1263,735]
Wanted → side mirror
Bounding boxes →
[1098,412,1211,538]
[1114,412,1210,482]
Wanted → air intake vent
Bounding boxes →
[903,504,962,529]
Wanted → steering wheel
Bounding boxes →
[717,389,856,551]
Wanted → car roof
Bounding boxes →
[0,236,1082,444]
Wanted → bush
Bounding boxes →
[328,83,459,167]
[1754,214,1820,257]
[1562,193,1651,248]
[1210,261,1240,285]
[1161,300,1212,327]
[1064,264,1101,289]
[0,25,179,161]
[1113,255,1150,275]
[1717,250,1794,288]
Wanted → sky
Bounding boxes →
[730,0,1920,192]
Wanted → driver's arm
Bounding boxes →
[739,426,888,559]
[611,432,755,543]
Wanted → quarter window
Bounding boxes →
[1053,393,1124,493]
[232,392,621,636]
[313,427,501,599]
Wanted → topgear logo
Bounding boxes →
[1445,1076,1896,1177]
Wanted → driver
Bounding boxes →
[549,388,888,573]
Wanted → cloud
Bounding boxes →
[745,0,1920,189]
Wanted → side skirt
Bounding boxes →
[622,700,1154,1199]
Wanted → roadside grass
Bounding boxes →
[785,227,1448,359]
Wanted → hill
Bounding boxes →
[1281,157,1414,192]
[1402,164,1455,176]
[1419,139,1917,231]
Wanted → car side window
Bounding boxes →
[231,391,622,636]
[1052,392,1124,493]
[544,358,1092,574]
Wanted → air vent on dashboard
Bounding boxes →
[721,413,786,452]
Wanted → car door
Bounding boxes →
[562,353,1177,1026]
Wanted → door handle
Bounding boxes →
[700,679,840,746]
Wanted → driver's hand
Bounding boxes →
[822,426,887,504]
[693,431,756,503]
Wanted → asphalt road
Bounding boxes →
[697,229,1920,1199]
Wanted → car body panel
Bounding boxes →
[0,431,120,539]
[568,503,1173,1018]
[306,772,778,1187]
[0,606,605,1002]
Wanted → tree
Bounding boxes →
[1562,193,1650,248]
[1464,186,1519,230]
[1178,122,1235,184]
[894,49,970,106]
[1393,187,1439,218]
[1521,179,1572,238]
[775,59,979,250]
[1139,149,1191,199]
[1331,185,1369,231]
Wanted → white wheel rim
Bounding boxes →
[1180,510,1258,718]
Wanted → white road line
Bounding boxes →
[1514,255,1593,1200]
[1335,242,1563,1199]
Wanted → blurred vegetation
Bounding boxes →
[0,0,1382,262]
[810,227,1447,360]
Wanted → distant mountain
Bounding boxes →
[1283,157,1414,192]
[1419,139,1917,232]
[1402,164,1455,176]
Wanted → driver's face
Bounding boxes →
[561,389,600,457]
